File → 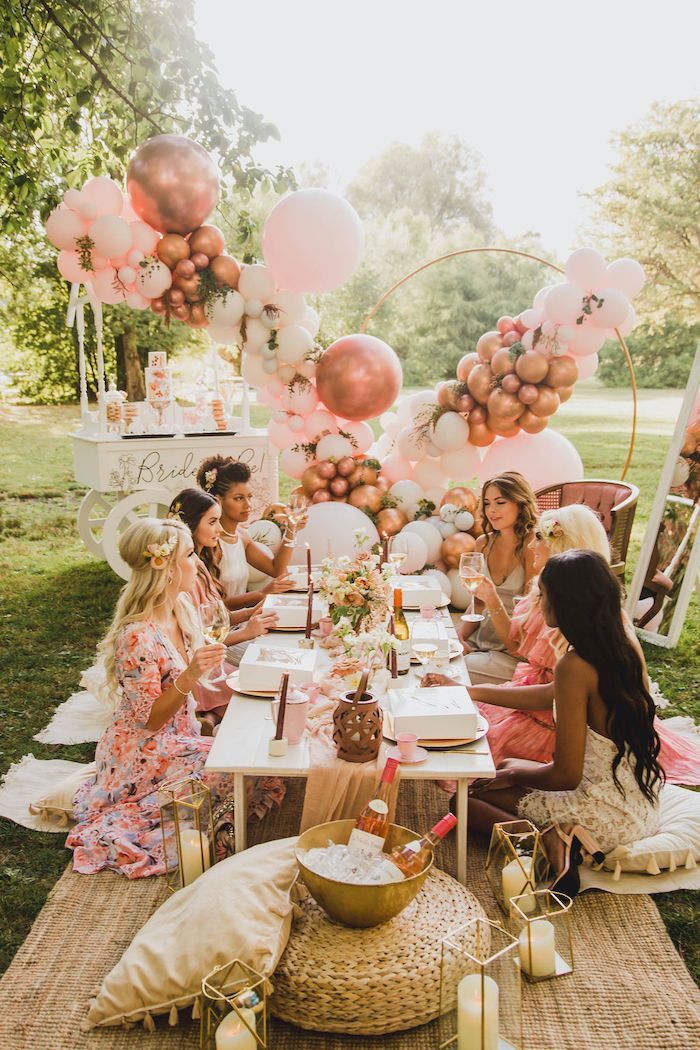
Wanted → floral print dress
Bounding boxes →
[67,621,285,878]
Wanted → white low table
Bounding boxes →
[205,608,495,885]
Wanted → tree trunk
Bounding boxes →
[117,325,145,401]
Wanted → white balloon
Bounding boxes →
[244,298,264,318]
[270,290,307,327]
[238,264,276,302]
[478,430,583,491]
[447,569,471,610]
[125,290,149,310]
[381,453,413,484]
[316,433,354,461]
[437,520,457,539]
[520,308,541,329]
[413,458,449,491]
[543,283,584,325]
[207,321,239,346]
[136,259,172,298]
[289,503,379,564]
[402,520,443,563]
[390,480,424,514]
[247,542,274,585]
[305,409,339,441]
[618,305,637,338]
[521,330,534,350]
[589,288,630,330]
[246,518,283,553]
[241,350,269,389]
[564,247,608,290]
[454,509,475,532]
[342,420,374,454]
[439,445,481,484]
[432,411,470,452]
[605,258,645,300]
[397,425,428,461]
[410,391,439,423]
[242,317,271,352]
[287,414,305,432]
[391,530,429,574]
[277,323,314,365]
[396,397,415,426]
[374,433,393,458]
[440,503,459,523]
[210,290,245,327]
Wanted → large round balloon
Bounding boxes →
[478,429,583,491]
[126,135,219,235]
[315,334,402,421]
[288,502,379,564]
[262,189,364,294]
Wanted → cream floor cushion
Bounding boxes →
[86,836,298,1030]
[603,785,700,877]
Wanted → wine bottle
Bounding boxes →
[347,757,399,856]
[378,813,457,881]
[393,588,410,675]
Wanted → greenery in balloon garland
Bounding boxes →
[196,267,237,316]
[414,498,437,519]
[413,402,446,443]
[577,293,604,324]
[75,235,95,273]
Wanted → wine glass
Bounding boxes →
[200,600,230,685]
[388,536,408,572]
[459,552,486,623]
[285,493,309,543]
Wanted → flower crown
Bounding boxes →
[143,538,176,569]
[540,518,563,540]
[203,468,218,492]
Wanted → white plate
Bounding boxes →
[410,639,463,664]
[226,671,278,698]
[382,712,489,750]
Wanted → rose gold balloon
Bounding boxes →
[315,335,402,421]
[469,420,496,447]
[348,484,384,514]
[375,476,389,492]
[496,315,516,334]
[488,387,522,419]
[530,385,561,418]
[191,252,209,270]
[467,364,493,405]
[186,302,209,329]
[558,385,574,404]
[441,487,478,513]
[502,331,520,347]
[487,414,521,438]
[456,392,475,413]
[501,374,521,394]
[188,224,226,259]
[515,350,549,384]
[302,465,329,496]
[437,381,458,410]
[519,409,549,434]
[175,257,196,278]
[210,253,241,289]
[173,272,202,302]
[330,476,350,497]
[476,331,502,364]
[167,287,186,307]
[317,460,337,480]
[491,347,515,376]
[470,405,487,424]
[312,489,332,503]
[546,356,579,388]
[441,531,477,569]
[127,135,219,235]
[150,296,167,315]
[518,383,539,405]
[376,507,408,536]
[171,302,191,321]
[514,317,527,335]
[156,233,190,269]
[470,511,484,537]
[456,352,480,382]
[336,456,357,478]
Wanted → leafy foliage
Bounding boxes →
[598,316,700,389]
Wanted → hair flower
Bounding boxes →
[143,538,176,568]
[204,468,218,492]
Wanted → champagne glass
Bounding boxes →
[459,552,486,623]
[388,535,408,572]
[285,492,309,543]
[200,600,230,684]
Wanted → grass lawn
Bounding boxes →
[0,389,698,981]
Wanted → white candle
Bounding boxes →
[215,1006,256,1049]
[457,973,499,1050]
[179,828,210,887]
[501,856,536,913]
[518,919,556,977]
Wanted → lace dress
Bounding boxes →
[518,725,660,853]
[67,621,285,877]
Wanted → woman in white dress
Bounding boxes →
[467,550,663,894]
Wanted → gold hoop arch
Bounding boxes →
[360,247,638,481]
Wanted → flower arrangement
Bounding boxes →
[318,530,392,634]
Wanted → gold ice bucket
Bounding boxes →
[295,819,433,928]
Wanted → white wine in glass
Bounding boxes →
[200,600,230,684]
[459,552,486,623]
[388,536,408,570]
[285,493,309,539]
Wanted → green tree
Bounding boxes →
[597,318,700,389]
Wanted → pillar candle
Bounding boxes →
[501,856,536,913]
[518,918,556,977]
[178,828,210,887]
[457,973,498,1050]
[215,1006,257,1049]
[306,542,312,589]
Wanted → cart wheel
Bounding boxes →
[101,488,174,579]
[77,489,121,559]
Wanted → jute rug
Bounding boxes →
[1,781,698,1049]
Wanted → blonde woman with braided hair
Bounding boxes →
[67,518,285,878]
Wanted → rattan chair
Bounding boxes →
[535,479,639,580]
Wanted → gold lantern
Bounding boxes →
[439,917,522,1050]
[509,889,574,982]
[200,958,267,1049]
[485,819,550,915]
[159,777,215,893]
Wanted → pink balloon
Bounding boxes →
[618,305,637,338]
[262,189,364,294]
[120,197,141,223]
[381,453,413,485]
[93,267,127,304]
[605,258,645,299]
[268,419,298,450]
[89,215,132,259]
[129,220,160,255]
[57,250,97,284]
[341,419,374,454]
[566,324,606,357]
[126,290,149,310]
[589,288,630,329]
[564,248,608,291]
[280,447,310,479]
[279,383,319,415]
[543,283,584,325]
[575,353,599,381]
[46,207,87,250]
[479,430,583,490]
[117,265,137,285]
[305,408,339,441]
[81,176,123,217]
[265,377,286,398]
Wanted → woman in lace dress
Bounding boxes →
[467,550,663,863]
[67,519,285,878]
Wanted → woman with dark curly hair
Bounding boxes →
[458,471,538,684]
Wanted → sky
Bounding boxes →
[195,0,698,256]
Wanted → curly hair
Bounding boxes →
[196,455,251,498]
[479,471,538,555]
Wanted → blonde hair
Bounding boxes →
[98,518,192,700]
[480,471,538,555]
[538,505,610,561]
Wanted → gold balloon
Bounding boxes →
[557,385,574,404]
[348,484,384,514]
[376,507,408,537]
[456,352,480,383]
[301,465,329,497]
[315,335,402,421]
[467,363,493,405]
[487,414,521,438]
[441,532,477,569]
[209,253,241,289]
[156,234,190,269]
[530,385,560,418]
[519,409,549,434]
[469,420,496,447]
[546,356,579,388]
[348,464,378,487]
[476,331,502,363]
[440,487,478,513]
[189,224,226,259]
[172,271,202,302]
[126,135,219,235]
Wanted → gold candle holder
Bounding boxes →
[509,889,574,982]
[159,777,215,893]
[200,958,267,1049]
[485,819,550,916]
[439,917,522,1050]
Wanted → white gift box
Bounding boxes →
[262,592,323,629]
[390,575,445,608]
[288,565,322,589]
[410,618,450,657]
[238,643,318,693]
[387,686,478,739]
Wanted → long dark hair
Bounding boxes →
[168,488,222,596]
[540,550,663,803]
[196,455,251,498]
[480,471,538,557]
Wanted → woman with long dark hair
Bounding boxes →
[467,551,663,881]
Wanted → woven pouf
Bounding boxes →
[271,869,486,1036]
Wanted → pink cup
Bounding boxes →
[396,732,419,761]
[317,615,333,637]
[270,693,309,745]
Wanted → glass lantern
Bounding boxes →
[439,917,522,1050]
[159,777,215,893]
[509,889,574,982]
[485,819,550,915]
[200,958,267,1049]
